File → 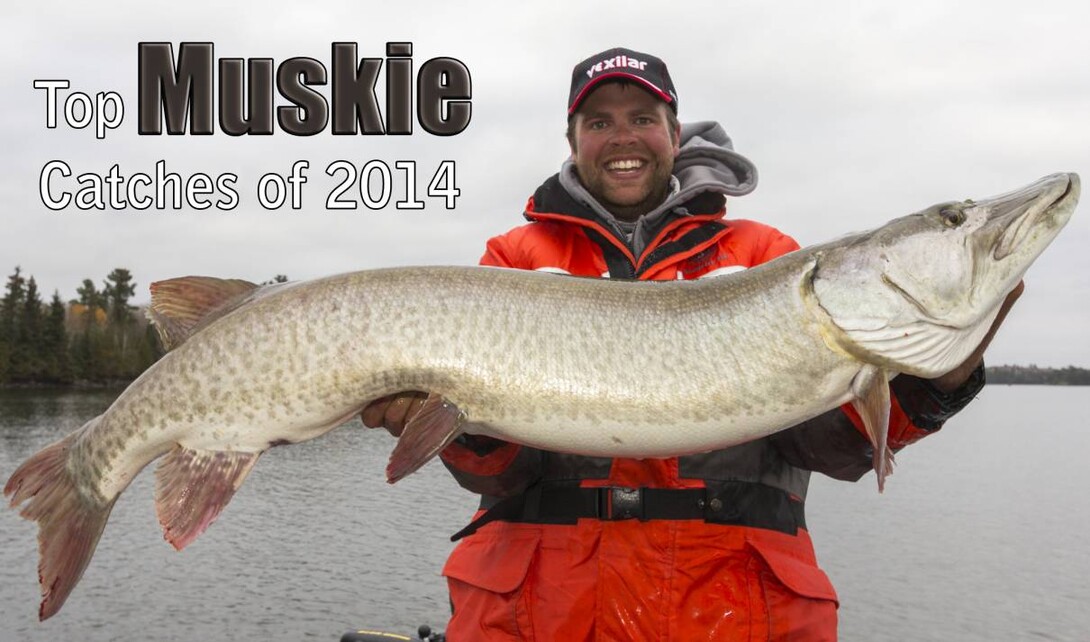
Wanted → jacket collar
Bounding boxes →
[524,173,728,276]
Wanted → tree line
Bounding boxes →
[0,266,162,385]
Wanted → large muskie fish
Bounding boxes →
[5,173,1079,619]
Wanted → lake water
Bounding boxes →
[1,386,1087,641]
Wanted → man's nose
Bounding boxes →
[609,121,638,145]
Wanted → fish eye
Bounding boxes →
[940,207,966,227]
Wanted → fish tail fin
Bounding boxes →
[386,393,465,483]
[155,445,259,551]
[4,427,117,620]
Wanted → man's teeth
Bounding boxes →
[607,159,644,170]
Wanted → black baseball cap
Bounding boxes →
[568,47,678,116]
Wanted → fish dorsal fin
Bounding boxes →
[148,277,259,351]
[849,365,895,492]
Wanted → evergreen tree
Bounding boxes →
[15,276,45,380]
[1,266,26,319]
[44,291,71,383]
[104,268,136,326]
[1,267,27,382]
[104,268,137,372]
[75,278,105,313]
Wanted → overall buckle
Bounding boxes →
[596,486,643,520]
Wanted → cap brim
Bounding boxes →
[568,72,675,115]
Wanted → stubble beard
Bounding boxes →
[583,159,675,223]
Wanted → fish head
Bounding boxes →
[810,172,1079,377]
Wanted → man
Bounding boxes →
[364,47,1020,641]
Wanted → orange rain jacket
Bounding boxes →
[439,126,984,642]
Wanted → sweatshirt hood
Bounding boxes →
[672,120,758,200]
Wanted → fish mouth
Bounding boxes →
[991,173,1079,260]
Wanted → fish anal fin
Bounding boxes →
[154,445,259,551]
[850,365,895,492]
[4,430,116,620]
[386,393,466,483]
[148,277,260,351]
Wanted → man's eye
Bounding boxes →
[634,116,653,125]
[588,121,608,130]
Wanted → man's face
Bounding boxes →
[570,82,681,222]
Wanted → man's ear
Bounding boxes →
[672,121,682,156]
[567,117,579,158]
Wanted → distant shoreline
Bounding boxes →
[985,365,1090,386]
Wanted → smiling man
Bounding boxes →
[364,46,1016,641]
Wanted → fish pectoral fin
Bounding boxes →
[850,365,895,492]
[154,445,260,551]
[385,393,466,484]
[148,277,260,350]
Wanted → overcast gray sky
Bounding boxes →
[3,0,1088,367]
